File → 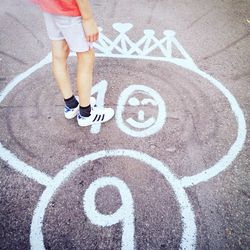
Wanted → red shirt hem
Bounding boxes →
[32,0,81,17]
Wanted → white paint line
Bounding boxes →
[116,85,167,137]
[180,67,247,187]
[138,110,145,121]
[92,47,246,186]
[127,35,146,55]
[0,25,245,249]
[83,176,135,250]
[149,36,169,57]
[171,36,195,65]
[95,24,196,66]
[0,53,52,187]
[30,149,196,250]
[0,24,246,190]
[141,30,154,54]
[0,144,52,186]
[141,98,157,106]
[112,23,133,33]
[90,80,108,134]
[128,97,140,106]
[94,34,246,187]
[0,53,52,103]
[126,117,155,129]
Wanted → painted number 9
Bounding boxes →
[83,176,135,250]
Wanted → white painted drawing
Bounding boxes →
[116,85,166,137]
[83,176,135,250]
[30,150,196,250]
[0,23,247,250]
[90,80,108,134]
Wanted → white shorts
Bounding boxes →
[43,12,93,52]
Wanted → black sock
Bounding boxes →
[80,105,91,117]
[64,95,78,109]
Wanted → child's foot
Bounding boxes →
[64,96,96,119]
[77,106,114,127]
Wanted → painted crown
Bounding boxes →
[93,23,197,68]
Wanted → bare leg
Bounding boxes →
[51,40,72,99]
[76,48,95,107]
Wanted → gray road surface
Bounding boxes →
[0,0,250,249]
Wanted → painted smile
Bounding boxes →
[125,96,158,129]
[126,117,156,129]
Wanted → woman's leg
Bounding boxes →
[51,40,72,99]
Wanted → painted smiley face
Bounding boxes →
[126,96,158,129]
[116,85,167,137]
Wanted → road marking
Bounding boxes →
[0,53,51,103]
[116,84,167,137]
[30,150,196,250]
[90,80,108,134]
[179,67,247,187]
[0,144,52,186]
[0,24,246,188]
[84,176,135,250]
[0,23,246,249]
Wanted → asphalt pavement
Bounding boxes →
[0,0,250,249]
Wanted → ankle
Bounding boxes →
[64,95,79,109]
[80,105,91,117]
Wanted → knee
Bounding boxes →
[76,48,95,67]
[52,46,70,64]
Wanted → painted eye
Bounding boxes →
[141,98,157,106]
